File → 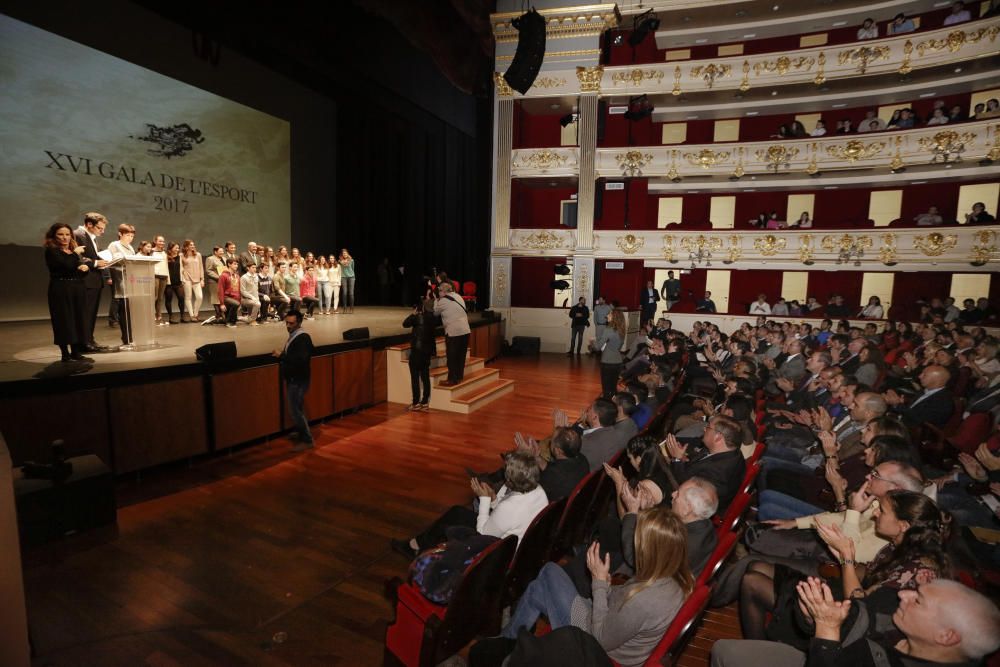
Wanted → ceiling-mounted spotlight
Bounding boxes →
[623,94,653,121]
[612,32,624,46]
[628,9,661,46]
[560,113,578,127]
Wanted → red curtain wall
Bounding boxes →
[511,257,568,308]
[597,259,646,310]
[806,272,864,311]
[510,182,577,229]
[729,270,784,314]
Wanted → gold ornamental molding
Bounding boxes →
[825,139,886,163]
[588,119,997,179]
[506,17,1000,98]
[918,130,977,163]
[511,148,578,176]
[507,228,999,270]
[878,233,899,265]
[611,69,665,86]
[491,4,620,43]
[970,230,998,265]
[615,150,654,177]
[494,263,508,301]
[532,76,568,89]
[616,234,645,254]
[577,263,591,295]
[837,45,891,74]
[496,48,601,62]
[511,230,573,251]
[913,232,958,257]
[576,66,604,92]
[915,25,1000,56]
[753,235,787,256]
[493,72,513,97]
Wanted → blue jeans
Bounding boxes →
[319,281,334,310]
[341,277,355,308]
[286,379,312,443]
[758,490,824,521]
[570,326,585,353]
[502,562,579,638]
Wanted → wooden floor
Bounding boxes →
[21,353,739,666]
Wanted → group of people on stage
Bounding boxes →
[43,211,359,359]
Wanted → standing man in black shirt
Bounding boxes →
[660,271,681,311]
[568,296,590,356]
[273,310,315,451]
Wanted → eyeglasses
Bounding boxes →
[867,468,886,481]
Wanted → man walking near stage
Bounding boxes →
[73,212,113,352]
[434,282,470,386]
[273,310,315,451]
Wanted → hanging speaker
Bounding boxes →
[502,10,546,95]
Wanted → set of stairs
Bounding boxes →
[386,337,514,414]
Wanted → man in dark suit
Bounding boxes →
[663,414,746,509]
[73,212,113,352]
[273,309,315,451]
[238,241,260,274]
[580,398,630,472]
[639,279,660,325]
[884,364,954,429]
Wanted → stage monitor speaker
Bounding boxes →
[195,341,237,362]
[503,10,546,95]
[343,327,370,341]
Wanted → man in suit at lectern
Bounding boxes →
[73,212,113,352]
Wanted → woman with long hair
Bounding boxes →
[741,490,950,641]
[591,308,626,398]
[605,435,672,517]
[43,223,91,361]
[328,254,342,313]
[859,295,884,319]
[855,344,885,388]
[501,507,693,667]
[164,242,184,324]
[316,256,332,314]
[339,248,356,313]
[180,240,204,323]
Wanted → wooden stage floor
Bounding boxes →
[20,353,734,666]
[0,307,428,385]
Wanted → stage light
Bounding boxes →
[628,9,661,46]
[559,113,578,127]
[623,94,653,121]
[554,264,571,275]
[612,33,624,46]
[550,280,571,290]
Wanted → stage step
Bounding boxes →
[429,358,484,377]
[450,379,516,414]
[386,345,515,414]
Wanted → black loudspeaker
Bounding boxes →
[195,341,237,362]
[550,280,570,290]
[554,264,571,275]
[503,10,546,94]
[343,327,370,341]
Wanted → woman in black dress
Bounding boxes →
[44,223,92,362]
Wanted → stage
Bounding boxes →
[0,307,496,387]
[0,307,505,474]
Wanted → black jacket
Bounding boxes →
[569,304,590,328]
[894,388,954,429]
[280,330,314,382]
[403,311,439,364]
[73,227,108,289]
[670,448,746,509]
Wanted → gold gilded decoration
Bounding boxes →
[822,234,873,254]
[798,235,815,264]
[878,233,898,265]
[496,48,601,62]
[806,142,819,175]
[814,51,826,85]
[898,40,913,75]
[493,72,513,97]
[739,60,751,92]
[667,149,680,181]
[615,150,654,177]
[514,149,573,172]
[672,66,682,96]
[576,66,605,92]
[616,234,645,255]
[680,235,723,254]
[913,232,958,257]
[726,235,743,263]
[577,264,591,295]
[970,230,998,265]
[491,6,620,43]
[516,230,568,250]
[753,234,787,256]
[825,139,887,162]
[987,124,1000,162]
[889,135,905,171]
[916,26,1000,56]
[532,76,567,89]
[494,263,508,300]
[690,63,732,89]
[661,235,676,262]
[611,69,665,86]
[837,45,891,74]
[918,130,976,163]
[755,145,800,172]
[752,55,815,76]
[684,148,731,169]
[732,147,746,178]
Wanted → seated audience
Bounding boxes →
[857,110,886,133]
[964,202,996,225]
[856,18,878,40]
[883,365,954,428]
[661,414,746,508]
[859,296,884,320]
[943,0,972,25]
[913,206,944,227]
[887,12,916,34]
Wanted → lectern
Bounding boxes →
[106,255,160,348]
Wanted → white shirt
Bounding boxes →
[943,10,971,25]
[476,485,548,547]
[750,301,772,315]
[152,250,169,279]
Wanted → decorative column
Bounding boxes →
[572,66,602,305]
[490,73,514,309]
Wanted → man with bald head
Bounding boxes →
[884,364,954,428]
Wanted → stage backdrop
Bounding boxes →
[0,14,290,319]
